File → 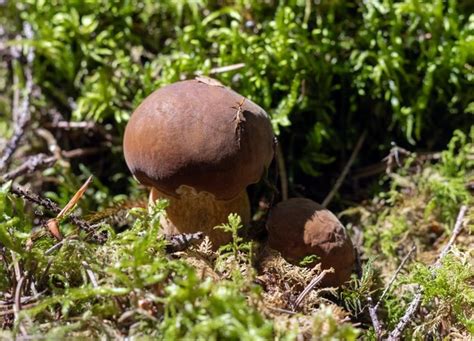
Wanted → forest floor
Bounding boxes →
[0,126,472,340]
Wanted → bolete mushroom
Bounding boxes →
[266,198,355,287]
[123,77,274,247]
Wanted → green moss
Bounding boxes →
[1,1,473,339]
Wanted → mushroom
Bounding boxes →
[123,78,274,247]
[266,198,355,287]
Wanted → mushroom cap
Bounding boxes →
[266,198,355,287]
[123,78,274,200]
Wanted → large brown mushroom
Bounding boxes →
[123,77,274,247]
[266,198,355,287]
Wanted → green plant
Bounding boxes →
[406,252,474,335]
[0,199,278,338]
[215,213,254,280]
[1,1,473,339]
[5,0,471,186]
[311,305,359,341]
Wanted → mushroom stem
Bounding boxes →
[150,186,251,248]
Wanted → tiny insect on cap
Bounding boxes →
[123,78,275,200]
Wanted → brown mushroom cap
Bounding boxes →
[123,79,274,200]
[266,198,355,287]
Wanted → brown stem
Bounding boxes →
[150,186,251,248]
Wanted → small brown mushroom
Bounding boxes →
[266,198,355,287]
[123,78,274,247]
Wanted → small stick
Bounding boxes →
[352,151,442,181]
[38,259,53,289]
[375,244,416,310]
[10,184,97,237]
[0,291,44,307]
[275,143,288,201]
[46,121,114,142]
[46,175,92,240]
[195,76,224,87]
[61,147,105,159]
[0,23,35,172]
[44,238,67,255]
[10,251,22,283]
[322,130,367,207]
[194,63,245,76]
[387,205,467,341]
[209,63,245,75]
[82,261,99,288]
[35,128,61,157]
[2,148,104,182]
[2,154,56,181]
[267,306,296,315]
[11,184,61,213]
[165,232,204,253]
[367,245,416,339]
[48,121,98,129]
[294,268,333,309]
[14,275,27,336]
[29,281,38,297]
[0,303,36,317]
[14,276,26,313]
[367,295,383,340]
[434,205,468,266]
[384,143,411,174]
[387,292,422,341]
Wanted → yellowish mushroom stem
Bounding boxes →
[150,185,251,248]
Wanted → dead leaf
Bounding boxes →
[47,219,62,241]
[45,175,93,241]
[57,175,93,219]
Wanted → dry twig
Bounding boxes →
[165,232,204,253]
[351,151,441,181]
[387,205,468,341]
[275,142,288,201]
[367,295,383,340]
[2,148,105,182]
[0,23,35,172]
[322,130,367,207]
[384,142,410,174]
[366,245,415,340]
[2,154,56,181]
[195,62,246,76]
[0,291,44,307]
[293,268,334,309]
[46,120,114,141]
[10,251,22,284]
[209,63,245,74]
[13,275,27,336]
[44,238,68,255]
[10,184,103,242]
[82,261,99,288]
[375,244,416,310]
[267,306,296,315]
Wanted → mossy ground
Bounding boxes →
[0,130,472,340]
[1,1,473,339]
